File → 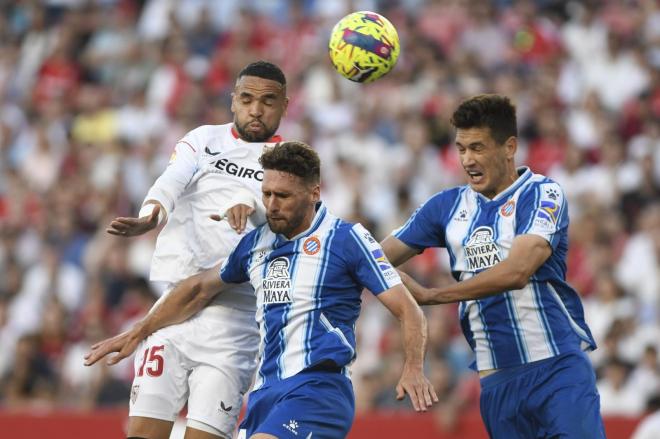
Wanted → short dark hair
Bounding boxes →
[259,141,320,186]
[450,94,517,145]
[238,61,286,86]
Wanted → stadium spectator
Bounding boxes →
[0,1,658,435]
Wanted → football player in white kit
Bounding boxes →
[85,61,289,439]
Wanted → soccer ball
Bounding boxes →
[328,11,400,83]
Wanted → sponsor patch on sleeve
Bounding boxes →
[532,183,564,234]
[371,248,393,271]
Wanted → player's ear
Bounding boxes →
[504,136,517,159]
[230,92,236,113]
[282,96,289,116]
[311,183,320,202]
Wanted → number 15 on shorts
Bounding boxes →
[137,345,165,377]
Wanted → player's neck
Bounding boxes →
[283,206,318,240]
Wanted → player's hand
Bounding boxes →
[83,327,144,366]
[210,203,255,234]
[107,204,161,237]
[397,270,434,305]
[396,364,439,412]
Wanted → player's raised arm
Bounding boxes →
[402,234,552,305]
[377,284,439,412]
[106,201,164,236]
[84,265,225,366]
[106,131,201,237]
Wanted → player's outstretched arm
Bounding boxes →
[106,201,165,237]
[84,265,225,366]
[380,235,421,267]
[402,234,552,305]
[377,285,439,412]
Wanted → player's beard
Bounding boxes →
[235,119,277,143]
[266,210,306,237]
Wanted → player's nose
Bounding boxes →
[461,150,477,167]
[249,101,263,117]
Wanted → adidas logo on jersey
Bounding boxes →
[464,226,501,271]
[262,257,293,304]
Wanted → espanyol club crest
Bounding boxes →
[303,236,321,255]
[500,199,515,217]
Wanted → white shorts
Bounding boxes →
[129,303,259,436]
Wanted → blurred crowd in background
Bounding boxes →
[0,0,659,432]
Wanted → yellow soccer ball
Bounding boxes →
[328,11,400,83]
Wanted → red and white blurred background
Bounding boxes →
[0,1,658,438]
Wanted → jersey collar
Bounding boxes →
[472,166,532,202]
[279,202,327,242]
[231,125,282,143]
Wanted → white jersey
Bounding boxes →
[144,123,281,311]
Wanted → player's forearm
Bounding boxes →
[137,271,220,338]
[416,259,529,305]
[398,299,427,369]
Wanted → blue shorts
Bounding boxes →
[479,351,605,439]
[238,368,355,439]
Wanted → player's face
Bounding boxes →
[455,127,517,199]
[262,170,320,239]
[231,76,288,142]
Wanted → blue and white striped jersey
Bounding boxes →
[220,202,401,389]
[394,167,596,371]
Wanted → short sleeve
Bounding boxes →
[516,181,568,250]
[345,224,402,295]
[219,229,259,284]
[143,128,203,214]
[392,191,450,249]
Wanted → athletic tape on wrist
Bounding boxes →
[138,203,165,225]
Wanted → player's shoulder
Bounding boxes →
[521,171,565,199]
[184,123,231,140]
[332,222,381,258]
[420,186,465,211]
[323,219,372,244]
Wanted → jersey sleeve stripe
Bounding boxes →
[177,140,197,152]
[348,229,389,292]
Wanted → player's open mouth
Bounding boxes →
[466,170,484,184]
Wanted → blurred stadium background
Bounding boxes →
[0,0,658,438]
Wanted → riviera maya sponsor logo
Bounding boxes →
[262,257,292,304]
[464,226,501,271]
